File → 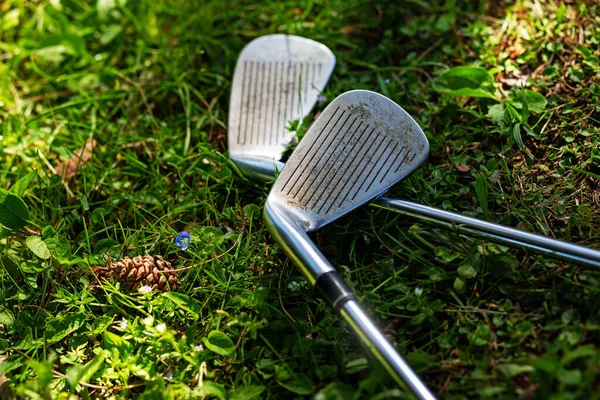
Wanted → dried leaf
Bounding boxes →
[454,164,470,172]
[54,138,96,182]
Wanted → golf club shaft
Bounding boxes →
[264,159,600,268]
[375,197,600,268]
[264,202,436,400]
[339,301,435,400]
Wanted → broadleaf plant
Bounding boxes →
[431,66,498,99]
[0,188,29,230]
[432,66,548,156]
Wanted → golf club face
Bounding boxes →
[267,90,429,231]
[228,35,335,179]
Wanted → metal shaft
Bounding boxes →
[264,201,436,400]
[340,301,435,400]
[265,159,600,269]
[375,197,600,268]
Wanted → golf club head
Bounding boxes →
[267,90,429,231]
[228,35,335,180]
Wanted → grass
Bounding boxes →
[1,0,599,398]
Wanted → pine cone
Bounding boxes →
[106,255,178,292]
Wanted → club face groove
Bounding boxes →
[268,90,429,231]
[228,35,335,174]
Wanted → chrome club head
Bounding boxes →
[228,34,335,179]
[266,90,429,231]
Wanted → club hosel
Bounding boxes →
[263,199,355,309]
[232,155,284,182]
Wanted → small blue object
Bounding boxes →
[175,231,191,251]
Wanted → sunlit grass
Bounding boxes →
[1,0,599,398]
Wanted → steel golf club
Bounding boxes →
[228,34,335,180]
[228,41,435,396]
[226,36,599,268]
[264,90,436,400]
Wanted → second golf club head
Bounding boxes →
[228,35,335,180]
[268,90,429,231]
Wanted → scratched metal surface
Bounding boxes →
[228,35,335,162]
[270,90,429,231]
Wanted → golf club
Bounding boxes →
[227,36,599,268]
[228,34,335,180]
[226,36,600,268]
[264,90,436,400]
